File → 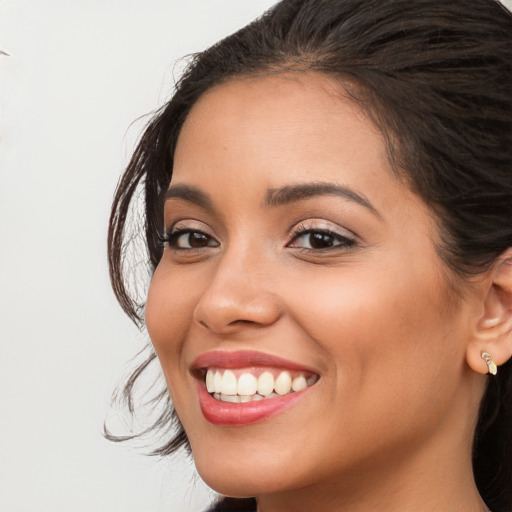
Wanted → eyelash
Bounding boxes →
[160,223,357,252]
[286,223,357,251]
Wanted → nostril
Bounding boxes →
[197,317,263,332]
[229,319,261,326]
[193,282,283,334]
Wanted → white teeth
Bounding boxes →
[292,375,307,392]
[214,392,265,403]
[205,368,317,401]
[274,371,292,395]
[257,371,275,396]
[206,370,215,393]
[220,393,240,403]
[213,370,223,393]
[221,370,238,395]
[237,373,258,395]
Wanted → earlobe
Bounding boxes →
[466,249,512,375]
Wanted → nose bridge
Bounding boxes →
[193,238,281,333]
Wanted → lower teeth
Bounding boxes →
[213,392,281,402]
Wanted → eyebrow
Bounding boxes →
[165,184,214,210]
[264,182,381,217]
[165,181,381,218]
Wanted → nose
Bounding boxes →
[192,247,282,335]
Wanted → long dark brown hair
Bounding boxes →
[107,1,512,510]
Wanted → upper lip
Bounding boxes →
[191,350,319,374]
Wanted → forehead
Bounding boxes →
[173,72,392,188]
[182,72,371,134]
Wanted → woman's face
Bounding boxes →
[146,74,480,498]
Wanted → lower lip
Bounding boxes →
[196,382,310,426]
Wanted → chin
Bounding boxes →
[191,434,343,502]
[192,445,303,498]
[197,469,286,499]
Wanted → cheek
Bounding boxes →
[145,268,202,429]
[286,263,445,348]
[145,266,197,373]
[283,262,463,417]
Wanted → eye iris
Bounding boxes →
[309,232,335,249]
[189,232,209,248]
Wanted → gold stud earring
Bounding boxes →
[481,351,497,376]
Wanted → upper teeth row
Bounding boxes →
[205,369,313,397]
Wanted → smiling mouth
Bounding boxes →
[192,351,321,425]
[204,368,319,403]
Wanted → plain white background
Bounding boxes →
[1,1,512,511]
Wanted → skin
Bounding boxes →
[145,73,492,511]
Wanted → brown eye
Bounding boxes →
[288,229,356,250]
[186,232,210,248]
[166,229,219,250]
[308,232,337,249]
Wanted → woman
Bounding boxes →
[107,0,512,510]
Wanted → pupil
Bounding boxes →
[190,232,209,247]
[310,232,333,249]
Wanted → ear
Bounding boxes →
[466,248,512,375]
